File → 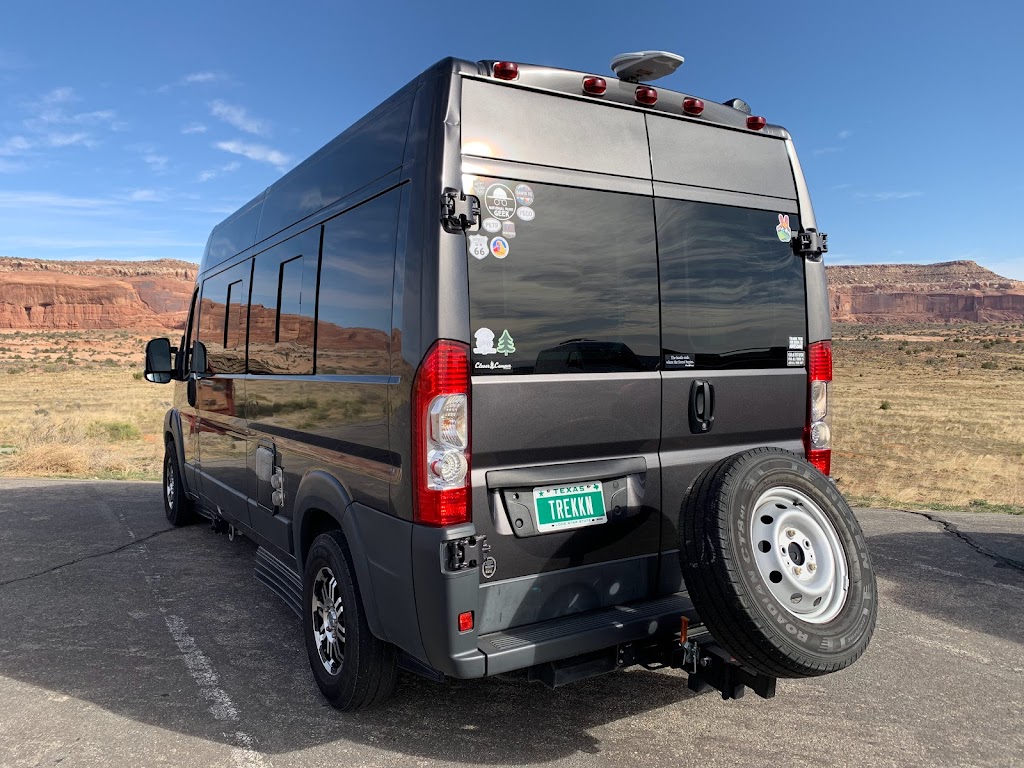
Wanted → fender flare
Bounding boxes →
[292,471,385,641]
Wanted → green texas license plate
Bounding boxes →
[532,482,607,532]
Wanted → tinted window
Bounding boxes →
[316,190,400,375]
[249,229,319,375]
[467,180,659,375]
[197,262,250,375]
[657,200,805,369]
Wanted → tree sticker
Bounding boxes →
[496,329,516,356]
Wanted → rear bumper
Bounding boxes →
[471,592,702,678]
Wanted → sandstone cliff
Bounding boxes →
[827,260,1024,323]
[0,257,197,330]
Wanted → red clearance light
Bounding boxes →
[583,76,607,95]
[412,340,471,526]
[682,97,705,116]
[635,85,658,106]
[493,61,519,81]
[458,611,474,633]
[747,115,767,131]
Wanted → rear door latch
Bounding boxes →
[793,230,828,261]
[441,187,481,233]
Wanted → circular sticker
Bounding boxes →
[514,184,535,206]
[484,184,517,220]
[482,217,501,233]
[490,236,509,259]
[515,206,535,222]
[481,556,497,579]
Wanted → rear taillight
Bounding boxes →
[412,340,471,526]
[493,61,519,81]
[746,115,767,131]
[804,340,833,475]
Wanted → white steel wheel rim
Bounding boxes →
[311,566,345,675]
[749,486,849,624]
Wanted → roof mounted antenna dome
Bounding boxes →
[610,51,684,83]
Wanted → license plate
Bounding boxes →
[532,481,607,532]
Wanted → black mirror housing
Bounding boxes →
[144,338,175,384]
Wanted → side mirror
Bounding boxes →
[144,338,174,384]
[191,341,209,377]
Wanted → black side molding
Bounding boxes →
[486,457,646,490]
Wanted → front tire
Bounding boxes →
[679,448,877,678]
[302,530,397,710]
[163,443,196,526]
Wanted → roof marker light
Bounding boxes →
[583,76,607,95]
[635,86,658,106]
[682,97,705,116]
[493,61,519,81]
[747,115,767,131]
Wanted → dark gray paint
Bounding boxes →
[647,113,797,199]
[461,77,652,179]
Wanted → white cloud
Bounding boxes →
[838,129,853,140]
[0,135,32,156]
[858,191,921,201]
[197,160,241,182]
[125,189,163,202]
[181,122,208,134]
[143,153,169,173]
[184,72,220,84]
[20,87,121,145]
[209,100,267,136]
[0,190,114,211]
[215,140,290,170]
[46,131,92,148]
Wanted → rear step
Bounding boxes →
[254,546,303,617]
[478,593,703,675]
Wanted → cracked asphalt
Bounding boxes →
[1,477,1022,768]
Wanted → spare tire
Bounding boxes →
[679,448,876,678]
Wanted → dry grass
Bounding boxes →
[0,330,171,480]
[831,322,1024,513]
[1,325,1022,513]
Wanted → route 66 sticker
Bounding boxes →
[468,234,489,260]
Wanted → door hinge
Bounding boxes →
[793,230,828,261]
[441,187,480,233]
[446,535,489,571]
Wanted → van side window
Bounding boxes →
[248,228,319,375]
[315,190,400,376]
[197,262,250,375]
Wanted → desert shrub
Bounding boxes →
[879,400,892,410]
[980,361,999,370]
[132,371,144,380]
[88,420,142,441]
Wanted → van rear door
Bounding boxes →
[646,116,809,594]
[459,78,664,636]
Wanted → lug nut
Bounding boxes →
[786,528,797,539]
[808,563,817,573]
[794,566,803,575]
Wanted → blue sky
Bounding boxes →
[1,1,1022,278]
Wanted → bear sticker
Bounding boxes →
[474,328,496,355]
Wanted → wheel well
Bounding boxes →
[300,508,342,568]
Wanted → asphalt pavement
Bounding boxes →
[0,478,1022,768]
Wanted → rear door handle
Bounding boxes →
[689,380,715,434]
